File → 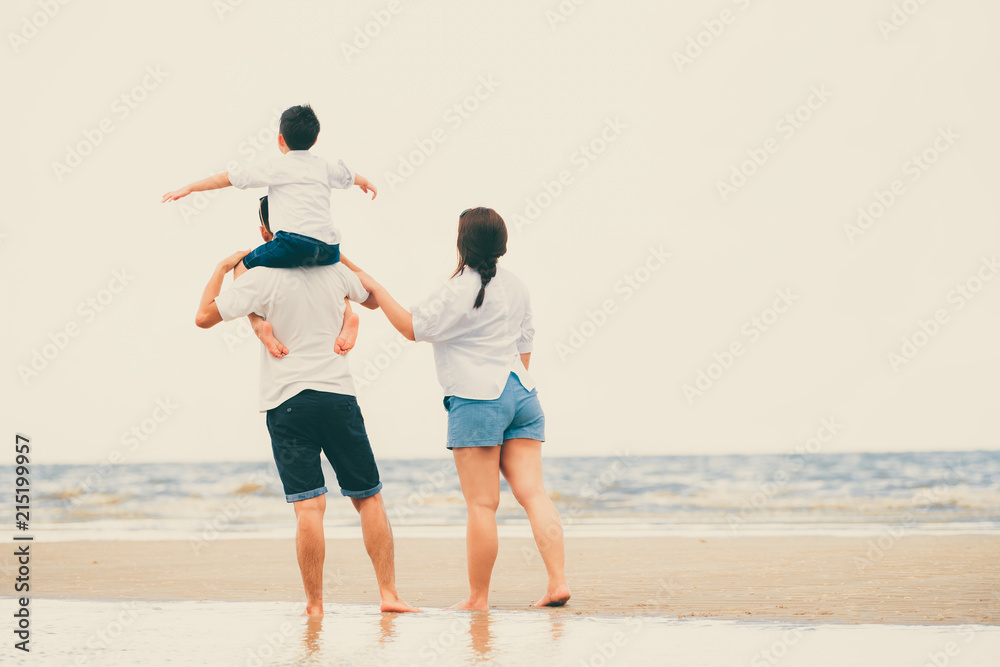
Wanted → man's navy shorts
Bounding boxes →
[265,390,382,503]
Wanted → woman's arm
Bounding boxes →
[356,271,415,341]
[520,353,531,370]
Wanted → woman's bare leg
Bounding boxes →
[450,446,502,610]
[500,438,570,607]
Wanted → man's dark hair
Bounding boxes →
[258,196,271,234]
[279,104,320,150]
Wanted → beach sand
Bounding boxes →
[32,536,1000,625]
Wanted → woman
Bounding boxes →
[356,207,571,610]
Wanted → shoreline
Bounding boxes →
[31,536,1000,625]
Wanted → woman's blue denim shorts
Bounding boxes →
[443,372,545,449]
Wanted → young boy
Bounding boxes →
[162,104,375,357]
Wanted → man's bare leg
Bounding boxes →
[232,259,289,358]
[334,298,360,355]
[351,493,419,613]
[293,494,327,616]
[449,446,502,611]
[500,438,571,607]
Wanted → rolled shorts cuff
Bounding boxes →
[286,486,327,503]
[341,481,383,499]
[447,438,503,450]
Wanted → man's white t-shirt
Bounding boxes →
[411,266,535,400]
[227,150,354,245]
[215,264,369,411]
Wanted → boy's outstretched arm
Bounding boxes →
[162,172,232,203]
[354,173,377,200]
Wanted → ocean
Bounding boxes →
[19,450,1000,542]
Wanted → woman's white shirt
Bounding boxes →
[411,266,534,400]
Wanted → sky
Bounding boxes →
[4,0,999,463]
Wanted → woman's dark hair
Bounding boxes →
[279,104,320,150]
[452,207,508,309]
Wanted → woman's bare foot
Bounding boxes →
[534,584,571,608]
[257,320,289,358]
[334,312,360,355]
[449,598,489,611]
[380,598,421,613]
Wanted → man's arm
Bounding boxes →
[353,173,377,200]
[163,172,232,203]
[195,250,250,329]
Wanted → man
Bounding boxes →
[193,206,417,616]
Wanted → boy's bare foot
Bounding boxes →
[380,598,421,613]
[334,312,360,355]
[448,598,489,611]
[258,321,289,358]
[534,584,571,608]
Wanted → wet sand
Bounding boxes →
[30,536,1000,624]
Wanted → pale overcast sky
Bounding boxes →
[4,0,999,463]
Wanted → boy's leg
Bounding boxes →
[335,299,360,355]
[234,252,290,358]
[251,314,289,358]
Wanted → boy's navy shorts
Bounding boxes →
[242,231,340,270]
[265,390,382,502]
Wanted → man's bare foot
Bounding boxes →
[534,584,571,608]
[448,598,489,611]
[334,312,360,355]
[302,604,323,617]
[380,598,421,613]
[258,321,289,358]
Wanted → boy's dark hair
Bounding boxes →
[452,207,508,309]
[258,196,270,234]
[279,105,320,150]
